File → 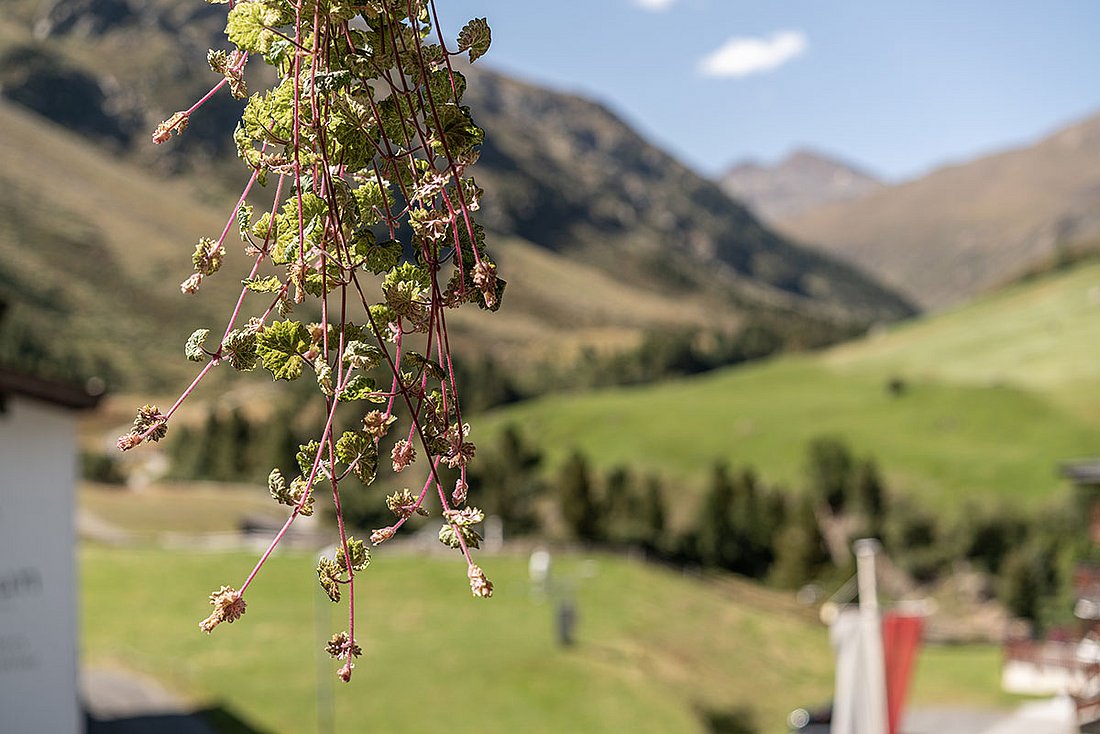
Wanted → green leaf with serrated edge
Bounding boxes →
[342,341,383,371]
[243,275,283,293]
[336,431,378,484]
[225,2,273,54]
[352,180,389,226]
[335,537,370,572]
[366,239,402,274]
[457,18,491,63]
[367,304,397,337]
[426,69,466,105]
[317,557,341,602]
[438,523,482,550]
[250,211,273,240]
[429,105,483,157]
[222,329,258,371]
[237,203,253,238]
[241,78,297,151]
[273,193,328,264]
[268,468,291,505]
[296,440,322,477]
[382,263,430,317]
[185,329,210,362]
[335,431,368,464]
[257,319,310,380]
[338,375,383,403]
[375,96,411,150]
[263,38,292,68]
[344,232,374,267]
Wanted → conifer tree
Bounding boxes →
[769,497,829,589]
[806,436,854,514]
[558,451,601,542]
[694,462,738,570]
[639,474,667,554]
[854,458,887,539]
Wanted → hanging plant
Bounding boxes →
[119,0,498,682]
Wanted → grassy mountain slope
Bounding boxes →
[0,94,744,387]
[780,111,1100,311]
[481,260,1100,511]
[823,259,1100,420]
[464,67,913,325]
[444,232,745,365]
[0,3,916,392]
[0,100,248,389]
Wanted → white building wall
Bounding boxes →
[0,395,82,734]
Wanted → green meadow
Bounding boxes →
[481,262,1100,512]
[82,544,1012,733]
[82,545,835,733]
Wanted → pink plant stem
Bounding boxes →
[162,360,217,420]
[185,78,229,117]
[184,49,249,117]
[218,165,267,341]
[386,457,443,536]
[135,358,217,442]
[239,390,343,595]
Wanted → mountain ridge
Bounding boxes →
[462,67,912,322]
[719,148,883,223]
[0,2,915,389]
[779,110,1100,310]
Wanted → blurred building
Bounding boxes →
[0,299,102,734]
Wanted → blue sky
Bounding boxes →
[436,0,1100,181]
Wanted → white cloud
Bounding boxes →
[698,30,808,78]
[632,0,678,11]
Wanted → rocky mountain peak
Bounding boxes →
[720,148,882,223]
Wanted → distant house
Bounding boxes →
[999,459,1100,727]
[0,304,102,733]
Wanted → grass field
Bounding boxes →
[82,545,836,734]
[80,482,283,535]
[825,261,1100,421]
[480,262,1100,512]
[82,544,1017,734]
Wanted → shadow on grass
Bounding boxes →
[696,704,759,734]
[86,704,270,734]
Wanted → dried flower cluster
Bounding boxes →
[199,585,246,633]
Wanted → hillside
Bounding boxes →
[481,260,1100,510]
[780,111,1100,310]
[0,100,247,390]
[0,2,915,390]
[460,69,911,324]
[720,149,883,223]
